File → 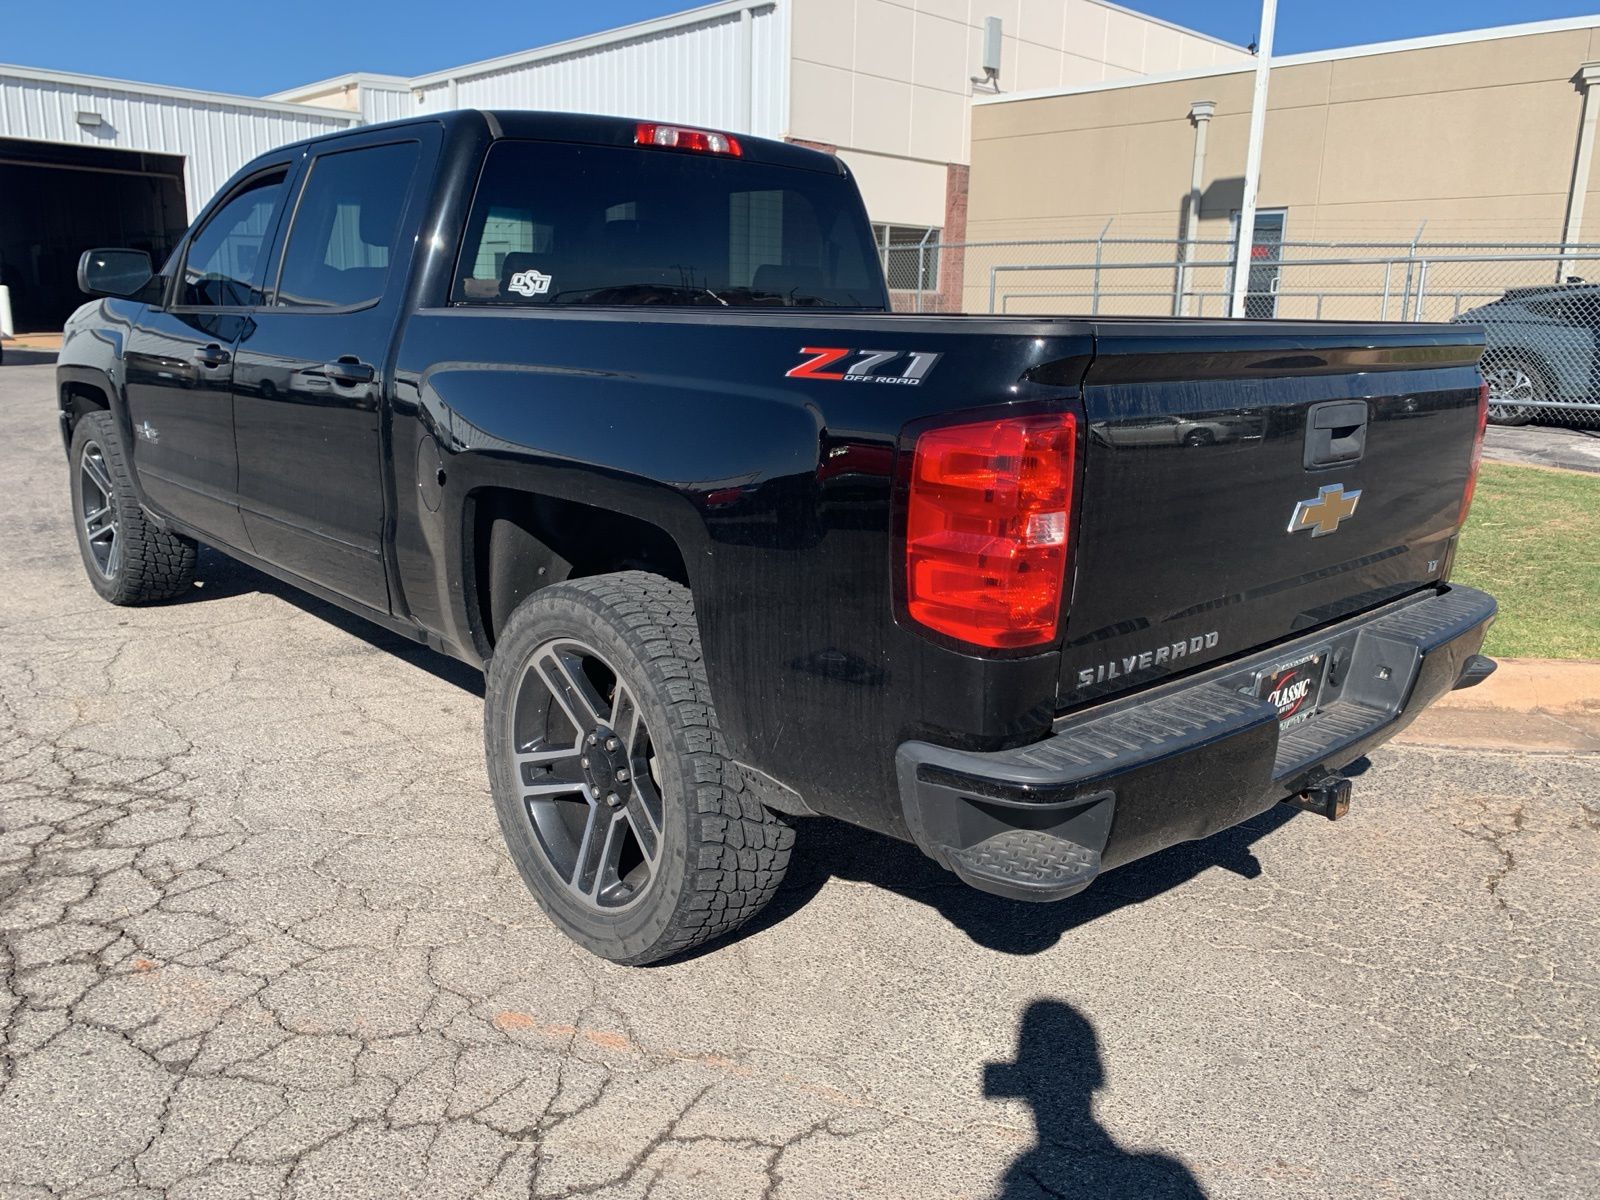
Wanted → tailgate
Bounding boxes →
[1059,320,1485,708]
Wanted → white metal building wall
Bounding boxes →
[0,66,358,217]
[410,1,787,139]
[357,85,415,125]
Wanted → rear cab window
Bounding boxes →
[275,141,422,309]
[452,140,888,310]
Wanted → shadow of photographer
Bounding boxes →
[985,999,1207,1198]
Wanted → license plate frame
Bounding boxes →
[1254,648,1330,729]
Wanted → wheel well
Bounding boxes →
[60,381,111,446]
[467,488,690,651]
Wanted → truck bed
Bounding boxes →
[395,303,1483,836]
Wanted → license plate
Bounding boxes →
[1255,649,1328,729]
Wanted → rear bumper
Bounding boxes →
[895,584,1497,902]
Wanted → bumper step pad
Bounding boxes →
[947,830,1102,902]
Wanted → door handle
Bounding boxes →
[193,344,231,368]
[1304,400,1368,468]
[323,357,375,387]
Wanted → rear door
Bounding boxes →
[1058,321,1484,707]
[123,164,292,549]
[231,130,432,610]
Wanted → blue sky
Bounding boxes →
[6,1,1599,96]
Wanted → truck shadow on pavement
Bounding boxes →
[985,999,1208,1198]
[741,800,1309,958]
[182,545,1324,963]
[1,348,60,366]
[182,548,486,697]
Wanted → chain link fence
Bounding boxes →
[881,235,1600,424]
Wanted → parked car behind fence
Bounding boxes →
[1454,282,1600,426]
[878,234,1600,430]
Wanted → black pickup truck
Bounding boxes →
[58,111,1496,964]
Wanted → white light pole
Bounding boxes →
[1229,0,1278,319]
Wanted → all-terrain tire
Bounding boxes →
[69,410,197,604]
[484,572,794,964]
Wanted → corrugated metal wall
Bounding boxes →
[0,2,789,230]
[358,86,417,126]
[0,68,358,217]
[413,2,787,139]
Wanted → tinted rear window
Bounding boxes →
[453,140,888,309]
[275,141,420,308]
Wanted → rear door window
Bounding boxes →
[453,141,886,309]
[274,141,421,309]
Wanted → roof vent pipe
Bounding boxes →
[1177,100,1216,317]
[972,17,1002,92]
[1560,62,1600,282]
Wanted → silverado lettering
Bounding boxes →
[1075,631,1221,688]
[59,109,1498,965]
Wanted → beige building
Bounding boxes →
[961,15,1600,316]
[786,0,1246,238]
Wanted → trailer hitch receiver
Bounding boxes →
[1284,767,1351,821]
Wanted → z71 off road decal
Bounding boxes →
[786,347,942,386]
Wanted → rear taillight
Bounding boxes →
[904,412,1077,649]
[634,122,741,156]
[1458,379,1489,527]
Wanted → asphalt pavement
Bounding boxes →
[1484,420,1600,473]
[2,356,1597,1199]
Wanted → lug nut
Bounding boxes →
[587,733,599,746]
[615,768,629,782]
[605,792,622,808]
[580,757,589,769]
[605,737,620,751]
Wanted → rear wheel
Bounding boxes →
[69,410,197,604]
[483,572,794,964]
[1482,356,1545,426]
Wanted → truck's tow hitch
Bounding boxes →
[1284,768,1352,821]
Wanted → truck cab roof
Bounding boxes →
[274,108,848,176]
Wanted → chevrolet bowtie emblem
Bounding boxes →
[1288,483,1361,537]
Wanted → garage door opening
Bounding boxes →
[0,138,188,332]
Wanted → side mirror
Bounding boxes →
[77,248,156,299]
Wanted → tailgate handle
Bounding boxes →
[1304,400,1368,468]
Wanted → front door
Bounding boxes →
[232,134,428,611]
[122,166,292,548]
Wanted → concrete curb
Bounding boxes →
[1396,658,1600,754]
[5,333,63,350]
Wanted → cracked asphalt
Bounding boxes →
[2,351,1597,1199]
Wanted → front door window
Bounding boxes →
[179,170,288,308]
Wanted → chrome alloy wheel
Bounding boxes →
[79,441,122,579]
[1483,362,1539,423]
[508,638,665,911]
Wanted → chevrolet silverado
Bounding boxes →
[58,111,1496,963]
